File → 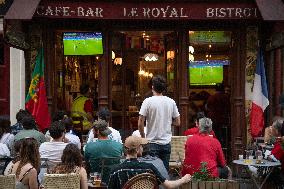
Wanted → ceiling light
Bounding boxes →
[143,53,158,61]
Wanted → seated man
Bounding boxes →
[84,120,123,184]
[181,117,230,179]
[184,112,216,138]
[62,117,81,149]
[86,107,122,144]
[39,121,68,167]
[108,136,192,189]
[14,116,46,145]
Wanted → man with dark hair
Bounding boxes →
[11,109,32,135]
[108,136,191,189]
[52,110,67,122]
[138,75,180,171]
[71,83,94,131]
[86,107,122,143]
[84,120,122,184]
[184,112,216,137]
[39,121,68,166]
[14,116,46,144]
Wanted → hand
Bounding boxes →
[181,174,192,184]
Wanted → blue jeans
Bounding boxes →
[143,143,171,171]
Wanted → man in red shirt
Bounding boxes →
[184,112,216,138]
[181,117,229,178]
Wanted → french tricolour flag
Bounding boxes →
[250,49,269,138]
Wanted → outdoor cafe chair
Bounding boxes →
[122,173,158,189]
[169,136,188,175]
[0,174,16,189]
[0,156,13,175]
[43,173,80,189]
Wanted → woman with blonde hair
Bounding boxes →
[10,138,40,189]
[51,143,88,189]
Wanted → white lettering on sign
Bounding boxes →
[206,7,257,18]
[36,6,104,17]
[125,6,188,18]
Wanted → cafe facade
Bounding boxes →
[2,0,284,160]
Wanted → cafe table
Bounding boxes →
[233,159,281,189]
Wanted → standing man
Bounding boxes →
[138,75,180,171]
[71,84,94,131]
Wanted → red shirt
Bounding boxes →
[184,127,216,138]
[84,99,94,113]
[181,134,226,178]
[271,141,284,172]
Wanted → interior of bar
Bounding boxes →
[54,30,231,152]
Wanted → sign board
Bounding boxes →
[35,1,260,20]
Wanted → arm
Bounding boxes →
[28,168,39,189]
[162,174,191,189]
[138,115,146,138]
[79,167,88,189]
[216,141,226,167]
[172,116,180,127]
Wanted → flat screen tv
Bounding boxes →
[63,32,103,55]
[189,65,223,86]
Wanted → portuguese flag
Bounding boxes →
[25,48,51,131]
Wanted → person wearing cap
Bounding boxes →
[84,120,122,182]
[138,75,180,171]
[184,112,216,138]
[86,107,122,144]
[108,136,191,189]
[181,117,230,179]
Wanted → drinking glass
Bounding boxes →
[90,172,101,186]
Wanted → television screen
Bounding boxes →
[189,65,223,86]
[63,32,103,55]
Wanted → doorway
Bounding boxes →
[188,30,232,159]
[110,30,177,138]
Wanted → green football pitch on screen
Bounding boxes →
[189,66,223,85]
[64,39,103,55]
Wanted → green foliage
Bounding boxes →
[191,162,218,181]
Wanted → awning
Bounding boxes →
[256,0,284,21]
[4,0,41,19]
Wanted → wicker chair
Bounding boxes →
[43,173,80,189]
[122,173,158,189]
[0,174,15,189]
[169,136,188,176]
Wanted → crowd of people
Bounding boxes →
[0,75,283,188]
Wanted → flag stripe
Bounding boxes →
[25,48,51,131]
[250,48,269,138]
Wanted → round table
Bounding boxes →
[233,159,281,189]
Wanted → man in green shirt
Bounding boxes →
[84,120,122,184]
[14,116,46,144]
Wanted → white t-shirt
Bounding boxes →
[0,133,14,151]
[87,127,122,144]
[39,142,68,165]
[65,133,81,149]
[139,96,180,144]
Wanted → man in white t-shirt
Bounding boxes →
[138,75,180,171]
[87,107,122,144]
[39,121,68,167]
